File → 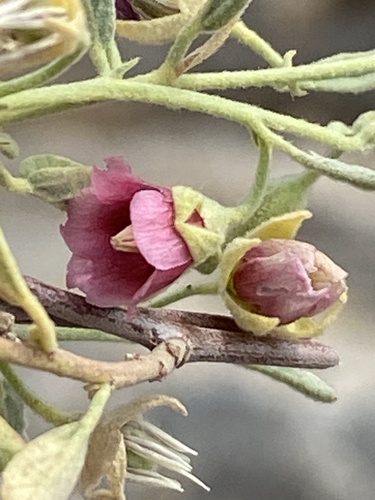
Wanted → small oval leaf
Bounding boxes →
[246,365,337,403]
[294,150,375,190]
[19,154,92,203]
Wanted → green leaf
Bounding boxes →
[1,384,111,500]
[246,365,337,403]
[0,415,26,471]
[201,0,253,31]
[0,379,27,436]
[19,154,92,203]
[243,170,318,233]
[90,0,116,46]
[305,74,375,94]
[19,154,88,177]
[295,150,375,190]
[0,228,35,307]
[0,228,57,353]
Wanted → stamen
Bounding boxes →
[111,225,140,253]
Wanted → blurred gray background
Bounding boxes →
[1,0,375,498]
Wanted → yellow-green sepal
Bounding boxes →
[172,185,229,266]
[246,210,312,240]
[219,236,280,335]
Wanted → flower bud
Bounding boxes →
[220,211,348,337]
[233,238,347,324]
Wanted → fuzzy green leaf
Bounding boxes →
[0,131,19,159]
[1,384,111,500]
[293,150,375,190]
[90,0,116,46]
[243,170,318,234]
[19,154,92,202]
[201,0,253,31]
[0,415,26,471]
[246,365,337,403]
[0,379,26,436]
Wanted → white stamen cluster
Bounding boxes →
[123,418,210,493]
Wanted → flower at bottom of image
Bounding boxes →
[80,395,210,498]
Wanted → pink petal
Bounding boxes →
[244,239,317,272]
[130,190,193,270]
[235,251,312,299]
[61,156,194,310]
[129,262,191,311]
[61,191,130,259]
[66,250,154,307]
[91,157,148,205]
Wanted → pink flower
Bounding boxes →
[61,157,200,312]
[232,239,348,325]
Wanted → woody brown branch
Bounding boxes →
[0,277,340,369]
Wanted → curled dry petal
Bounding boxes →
[80,395,209,498]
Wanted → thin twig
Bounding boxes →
[0,337,188,390]
[0,277,339,369]
[0,361,79,425]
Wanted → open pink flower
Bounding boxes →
[61,157,199,312]
[233,239,348,325]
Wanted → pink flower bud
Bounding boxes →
[232,239,348,325]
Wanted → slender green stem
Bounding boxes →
[0,50,85,99]
[105,40,123,70]
[14,325,124,343]
[0,162,32,193]
[148,282,219,309]
[226,135,271,240]
[0,361,80,425]
[0,79,368,153]
[175,53,375,91]
[154,17,203,83]
[243,136,271,205]
[169,20,202,66]
[87,37,111,74]
[231,21,284,67]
